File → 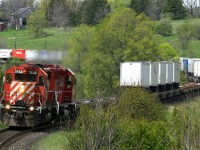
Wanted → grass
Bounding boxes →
[31,131,70,150]
[0,121,7,129]
[0,28,72,50]
[159,18,200,58]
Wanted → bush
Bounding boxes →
[192,23,200,40]
[115,120,176,150]
[176,23,193,52]
[67,104,117,150]
[116,88,166,121]
[155,18,173,36]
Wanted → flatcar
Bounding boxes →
[0,63,77,127]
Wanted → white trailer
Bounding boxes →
[158,62,167,85]
[120,62,151,87]
[166,62,173,84]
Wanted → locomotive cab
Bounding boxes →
[0,63,77,127]
[0,64,48,127]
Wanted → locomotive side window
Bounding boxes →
[6,73,12,83]
[66,76,72,88]
[39,76,44,86]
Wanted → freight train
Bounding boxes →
[0,49,63,64]
[120,59,200,100]
[120,61,180,92]
[180,57,200,83]
[0,63,78,127]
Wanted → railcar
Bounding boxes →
[0,63,77,127]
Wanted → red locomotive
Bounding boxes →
[0,63,77,127]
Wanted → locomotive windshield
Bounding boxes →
[15,74,37,82]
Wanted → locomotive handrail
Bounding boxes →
[55,91,59,114]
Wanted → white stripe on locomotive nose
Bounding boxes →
[10,82,21,103]
[10,82,31,103]
[20,82,32,100]
[10,82,21,97]
[17,82,33,100]
[23,84,35,102]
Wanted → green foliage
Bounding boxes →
[108,0,131,10]
[180,71,188,85]
[169,104,200,149]
[158,43,178,61]
[67,88,173,150]
[83,8,161,98]
[65,24,94,99]
[116,88,166,121]
[79,0,111,25]
[176,23,193,52]
[27,10,47,37]
[68,104,117,150]
[0,11,4,19]
[163,0,187,20]
[191,23,200,40]
[129,0,150,14]
[155,18,173,36]
[116,120,175,150]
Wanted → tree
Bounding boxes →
[79,0,111,25]
[65,24,94,99]
[129,0,150,14]
[146,0,165,20]
[155,18,173,36]
[158,43,178,61]
[27,10,47,37]
[116,88,166,121]
[67,88,173,149]
[108,0,131,10]
[163,0,187,20]
[184,0,200,18]
[51,0,69,28]
[176,23,193,53]
[192,23,200,40]
[83,8,161,98]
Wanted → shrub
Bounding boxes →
[176,23,193,51]
[115,120,176,150]
[192,23,200,40]
[116,88,166,121]
[155,18,173,36]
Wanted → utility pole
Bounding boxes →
[15,37,16,49]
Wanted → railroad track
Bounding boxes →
[0,123,56,149]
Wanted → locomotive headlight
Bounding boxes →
[5,104,10,110]
[29,106,34,111]
[20,85,25,92]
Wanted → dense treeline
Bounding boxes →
[0,0,199,29]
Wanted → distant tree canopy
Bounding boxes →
[79,0,111,25]
[37,0,111,27]
[129,0,150,14]
[163,0,187,20]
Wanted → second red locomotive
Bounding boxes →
[0,63,77,127]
